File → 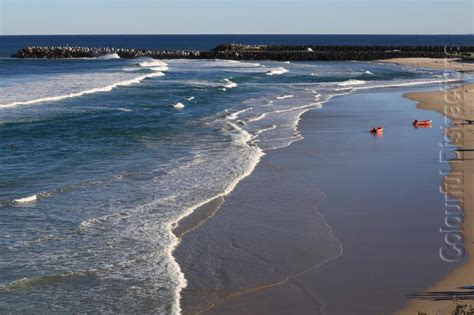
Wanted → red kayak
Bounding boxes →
[413,120,432,127]
[370,127,384,134]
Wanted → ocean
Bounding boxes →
[0,35,471,313]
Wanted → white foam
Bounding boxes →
[267,67,289,76]
[187,96,195,101]
[365,71,374,75]
[117,108,132,112]
[14,195,38,204]
[276,95,294,100]
[136,59,169,72]
[138,60,168,68]
[254,124,277,136]
[226,107,253,120]
[166,123,265,314]
[222,79,238,89]
[337,79,367,87]
[247,113,266,122]
[122,67,141,72]
[350,78,461,91]
[206,60,261,68]
[97,53,121,60]
[173,102,185,109]
[150,66,169,72]
[0,72,165,109]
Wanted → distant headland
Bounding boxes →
[11,44,474,61]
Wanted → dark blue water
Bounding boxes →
[1,34,473,57]
[0,35,471,314]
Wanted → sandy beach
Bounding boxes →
[394,81,474,314]
[382,58,474,72]
[2,0,474,311]
[175,81,465,314]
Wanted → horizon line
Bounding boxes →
[1,33,473,37]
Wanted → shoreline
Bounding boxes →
[174,81,460,314]
[171,98,331,314]
[381,57,474,72]
[395,82,474,314]
[172,93,343,313]
[168,134,265,314]
[173,58,472,314]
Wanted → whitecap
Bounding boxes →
[267,67,289,76]
[117,108,132,112]
[138,60,169,72]
[226,107,253,120]
[247,113,266,122]
[276,95,294,100]
[173,102,185,109]
[337,79,367,87]
[97,53,121,60]
[222,79,238,89]
[0,72,165,109]
[14,195,38,204]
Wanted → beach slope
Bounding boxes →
[397,83,474,314]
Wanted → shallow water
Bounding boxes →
[176,86,464,315]
[0,42,467,313]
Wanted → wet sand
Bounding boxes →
[175,84,463,314]
[381,58,474,72]
[395,83,474,314]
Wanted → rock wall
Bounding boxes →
[11,44,474,61]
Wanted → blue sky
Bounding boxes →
[1,0,473,35]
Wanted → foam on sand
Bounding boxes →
[351,78,462,91]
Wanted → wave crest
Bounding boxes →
[0,72,165,109]
[337,79,367,87]
[14,195,38,204]
[267,67,289,76]
[97,53,121,60]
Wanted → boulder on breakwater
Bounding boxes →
[11,44,474,61]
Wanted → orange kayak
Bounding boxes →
[370,127,384,134]
[413,120,432,127]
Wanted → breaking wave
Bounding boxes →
[267,67,289,76]
[0,72,165,109]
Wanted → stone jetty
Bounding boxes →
[11,44,474,61]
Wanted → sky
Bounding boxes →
[0,0,473,35]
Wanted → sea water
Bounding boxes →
[0,35,470,313]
